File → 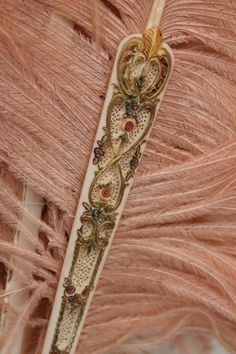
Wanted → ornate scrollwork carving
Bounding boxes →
[49,27,172,354]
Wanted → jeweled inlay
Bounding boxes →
[48,27,172,353]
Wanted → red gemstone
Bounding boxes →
[66,285,76,294]
[102,187,111,198]
[125,121,134,132]
[82,287,90,298]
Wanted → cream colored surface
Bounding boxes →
[146,0,166,29]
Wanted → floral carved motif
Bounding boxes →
[49,27,172,354]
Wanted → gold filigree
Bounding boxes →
[49,27,172,353]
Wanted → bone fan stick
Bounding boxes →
[42,1,173,353]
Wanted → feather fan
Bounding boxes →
[0,0,236,353]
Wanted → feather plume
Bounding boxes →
[1,0,236,353]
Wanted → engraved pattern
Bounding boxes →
[49,27,172,353]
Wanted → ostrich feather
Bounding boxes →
[1,0,236,353]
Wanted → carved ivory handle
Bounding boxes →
[42,2,173,354]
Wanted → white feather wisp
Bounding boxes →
[1,0,236,353]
